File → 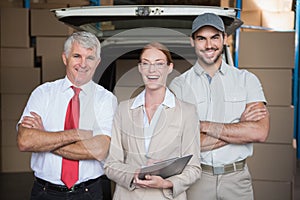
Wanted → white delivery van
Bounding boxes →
[52,5,242,100]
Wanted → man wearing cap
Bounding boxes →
[169,13,270,199]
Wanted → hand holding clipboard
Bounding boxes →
[138,154,193,180]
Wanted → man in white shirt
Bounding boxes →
[169,13,270,200]
[17,31,118,200]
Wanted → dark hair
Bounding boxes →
[139,42,173,65]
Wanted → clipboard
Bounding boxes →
[138,154,193,180]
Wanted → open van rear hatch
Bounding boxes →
[52,5,242,37]
[52,5,243,91]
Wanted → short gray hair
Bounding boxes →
[64,31,101,59]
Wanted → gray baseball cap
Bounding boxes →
[191,13,225,36]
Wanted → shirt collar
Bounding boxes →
[131,88,176,109]
[193,61,228,76]
[219,61,228,75]
[62,76,92,95]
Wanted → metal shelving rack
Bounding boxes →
[294,0,300,158]
[234,0,241,67]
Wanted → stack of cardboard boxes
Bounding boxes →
[240,2,296,198]
[238,22,296,200]
[0,0,113,172]
[0,8,39,172]
[241,0,294,31]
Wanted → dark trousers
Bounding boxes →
[31,176,112,200]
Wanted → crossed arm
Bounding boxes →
[200,102,270,152]
[17,111,110,161]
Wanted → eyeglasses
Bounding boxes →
[138,61,167,69]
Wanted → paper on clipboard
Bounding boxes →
[138,154,193,180]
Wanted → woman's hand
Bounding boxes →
[133,174,173,189]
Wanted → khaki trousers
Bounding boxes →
[187,165,253,200]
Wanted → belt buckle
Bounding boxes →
[213,166,225,175]
[68,185,76,193]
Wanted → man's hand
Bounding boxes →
[21,111,45,130]
[21,112,93,140]
[240,102,268,122]
[18,111,93,153]
[200,102,269,145]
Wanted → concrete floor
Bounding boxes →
[0,172,33,199]
[1,167,300,200]
[295,163,300,200]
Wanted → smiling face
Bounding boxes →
[138,47,173,92]
[62,41,100,86]
[191,26,227,70]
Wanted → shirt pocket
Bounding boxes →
[224,91,246,123]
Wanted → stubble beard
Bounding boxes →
[199,48,223,66]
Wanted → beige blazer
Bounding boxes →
[104,97,201,200]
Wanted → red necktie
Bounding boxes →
[61,86,80,188]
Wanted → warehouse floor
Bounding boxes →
[295,163,300,199]
[0,166,300,199]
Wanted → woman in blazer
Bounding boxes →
[104,42,201,200]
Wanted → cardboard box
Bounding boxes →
[242,0,293,12]
[0,0,23,8]
[30,0,89,9]
[262,11,295,31]
[241,10,261,26]
[240,27,270,32]
[220,0,235,8]
[0,67,41,94]
[252,180,293,200]
[31,9,74,36]
[247,69,292,106]
[1,146,31,172]
[239,31,295,68]
[100,0,114,6]
[248,143,295,181]
[1,120,19,146]
[1,48,34,67]
[36,37,66,82]
[41,57,66,82]
[1,94,29,120]
[267,106,294,144]
[0,8,30,47]
[46,0,89,4]
[29,3,69,9]
[36,36,66,56]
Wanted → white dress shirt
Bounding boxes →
[18,76,118,185]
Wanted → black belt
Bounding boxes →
[201,159,246,175]
[35,176,101,193]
